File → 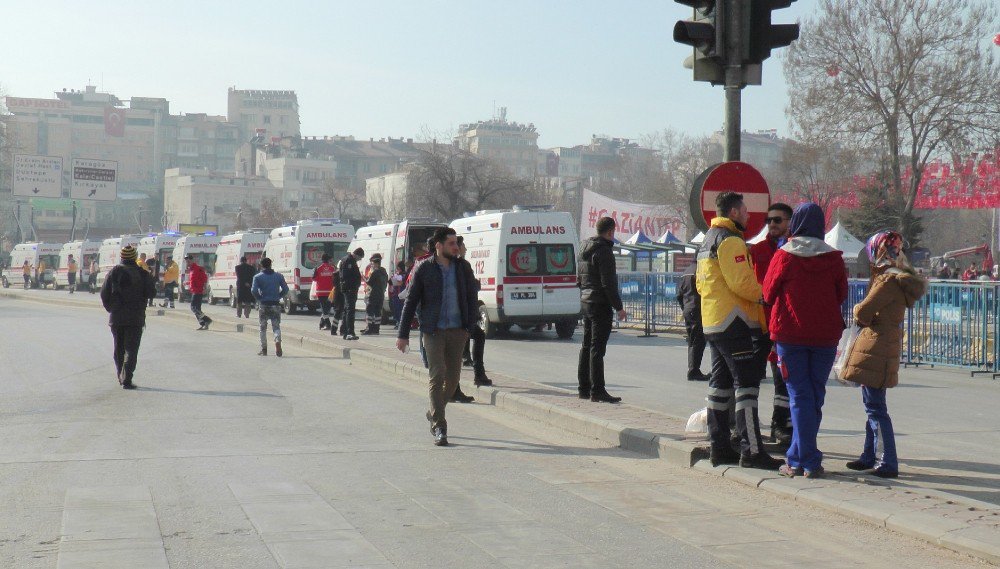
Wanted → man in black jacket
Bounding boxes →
[577,216,627,403]
[234,256,257,318]
[396,227,479,446]
[676,266,709,381]
[337,248,364,340]
[100,245,156,389]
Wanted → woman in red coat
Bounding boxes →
[762,202,848,478]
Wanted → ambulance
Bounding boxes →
[264,219,354,313]
[96,235,142,287]
[136,232,179,276]
[2,242,62,289]
[450,206,581,339]
[349,218,447,315]
[56,239,102,290]
[207,229,269,305]
[173,233,221,302]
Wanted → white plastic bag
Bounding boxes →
[831,325,862,386]
[685,407,708,434]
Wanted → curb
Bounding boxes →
[4,290,998,565]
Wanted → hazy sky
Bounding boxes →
[0,0,816,148]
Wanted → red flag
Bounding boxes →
[104,106,125,137]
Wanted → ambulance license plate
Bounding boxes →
[511,292,537,300]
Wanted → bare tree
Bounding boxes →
[228,198,288,231]
[639,129,720,235]
[407,147,534,220]
[317,178,354,220]
[773,138,865,213]
[784,0,1000,244]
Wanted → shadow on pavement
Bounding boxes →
[135,386,283,398]
[446,436,645,458]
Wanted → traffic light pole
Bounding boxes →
[723,0,743,162]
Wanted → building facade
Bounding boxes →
[455,108,539,179]
[227,88,300,140]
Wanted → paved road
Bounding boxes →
[11,288,1000,507]
[0,297,984,568]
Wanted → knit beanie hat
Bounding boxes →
[121,246,138,261]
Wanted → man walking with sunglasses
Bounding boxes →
[750,203,795,446]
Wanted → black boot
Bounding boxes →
[710,446,741,467]
[590,391,622,403]
[451,387,475,403]
[474,370,492,386]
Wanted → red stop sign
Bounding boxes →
[689,162,771,239]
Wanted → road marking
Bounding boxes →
[230,482,391,568]
[56,486,169,569]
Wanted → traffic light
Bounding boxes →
[672,0,725,84]
[745,0,800,64]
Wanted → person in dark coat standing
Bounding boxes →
[361,253,389,335]
[145,257,160,307]
[234,256,257,319]
[675,266,709,381]
[577,216,627,403]
[100,245,156,389]
[337,248,364,340]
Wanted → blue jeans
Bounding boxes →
[860,386,898,471]
[775,343,837,472]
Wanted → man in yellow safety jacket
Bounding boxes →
[696,191,782,471]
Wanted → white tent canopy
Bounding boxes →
[825,222,866,260]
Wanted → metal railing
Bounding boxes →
[616,272,1000,375]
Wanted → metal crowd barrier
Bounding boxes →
[616,272,1000,376]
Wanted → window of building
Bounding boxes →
[280,116,287,125]
[263,115,271,124]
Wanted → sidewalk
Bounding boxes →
[4,288,1000,565]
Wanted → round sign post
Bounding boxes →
[688,162,771,239]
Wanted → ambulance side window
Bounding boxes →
[507,245,539,275]
[543,245,575,275]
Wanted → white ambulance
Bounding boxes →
[56,239,102,289]
[264,219,354,313]
[173,233,221,302]
[137,232,179,277]
[207,229,269,305]
[450,206,581,339]
[2,242,62,289]
[349,219,447,314]
[96,235,142,288]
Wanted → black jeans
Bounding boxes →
[339,290,358,336]
[706,332,769,456]
[463,325,487,373]
[577,303,614,395]
[190,294,208,325]
[111,325,143,384]
[684,317,707,379]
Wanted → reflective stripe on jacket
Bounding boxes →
[695,217,766,339]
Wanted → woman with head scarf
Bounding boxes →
[762,202,848,478]
[840,231,927,478]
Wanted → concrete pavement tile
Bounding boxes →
[267,530,391,568]
[239,499,355,534]
[886,511,971,541]
[758,477,833,499]
[56,544,170,569]
[938,526,1000,565]
[704,538,867,568]
[229,482,315,503]
[527,467,627,485]
[834,497,912,526]
[562,482,717,519]
[332,494,441,530]
[63,486,151,508]
[60,505,161,542]
[692,459,731,476]
[723,467,781,488]
[498,554,613,569]
[646,513,788,547]
[405,492,529,525]
[459,523,590,558]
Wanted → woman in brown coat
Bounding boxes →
[841,230,926,478]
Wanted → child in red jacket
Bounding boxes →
[762,202,848,478]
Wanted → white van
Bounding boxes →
[173,233,221,302]
[2,242,62,289]
[56,240,102,289]
[264,219,353,313]
[207,230,269,305]
[349,219,447,315]
[450,207,581,339]
[137,233,179,277]
[96,235,142,287]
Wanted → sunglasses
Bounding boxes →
[765,216,787,224]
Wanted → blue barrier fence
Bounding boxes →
[617,272,1000,375]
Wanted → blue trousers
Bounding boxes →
[860,386,898,471]
[775,343,837,472]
